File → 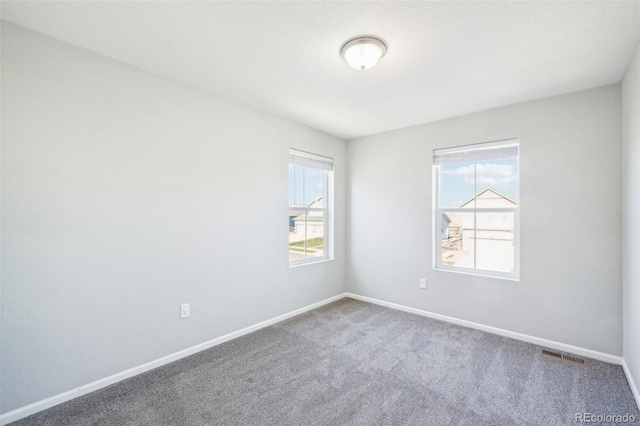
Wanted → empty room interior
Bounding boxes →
[2,1,640,425]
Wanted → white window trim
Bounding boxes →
[433,139,520,280]
[288,149,334,267]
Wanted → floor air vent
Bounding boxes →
[539,348,587,364]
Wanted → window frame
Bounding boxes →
[433,139,520,280]
[288,149,333,267]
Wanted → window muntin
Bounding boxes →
[288,149,332,266]
[434,140,519,279]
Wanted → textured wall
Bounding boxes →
[1,23,346,413]
[622,41,640,405]
[347,84,622,356]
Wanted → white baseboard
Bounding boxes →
[345,293,623,365]
[0,293,348,426]
[622,359,640,410]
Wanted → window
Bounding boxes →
[288,149,333,266]
[433,139,519,279]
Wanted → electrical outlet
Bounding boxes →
[419,278,427,289]
[180,303,190,319]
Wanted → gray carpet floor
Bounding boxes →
[11,298,640,425]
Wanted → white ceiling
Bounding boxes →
[2,1,639,139]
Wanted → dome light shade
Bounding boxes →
[340,37,387,71]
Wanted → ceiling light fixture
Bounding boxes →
[340,36,387,71]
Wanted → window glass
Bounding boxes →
[289,149,333,266]
[434,140,519,279]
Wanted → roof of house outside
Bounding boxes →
[458,188,516,208]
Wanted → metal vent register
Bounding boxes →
[539,348,587,365]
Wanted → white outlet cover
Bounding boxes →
[419,279,427,289]
[180,303,190,318]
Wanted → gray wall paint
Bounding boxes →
[2,19,633,417]
[622,42,640,401]
[1,23,346,413]
[347,85,622,356]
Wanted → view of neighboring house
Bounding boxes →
[289,197,324,243]
[443,188,516,273]
[289,197,325,260]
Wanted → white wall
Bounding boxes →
[347,85,622,356]
[622,42,640,403]
[0,22,346,413]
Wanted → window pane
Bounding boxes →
[289,210,306,261]
[303,167,324,206]
[289,164,304,207]
[440,161,476,208]
[475,212,515,273]
[288,210,325,261]
[304,210,325,259]
[289,165,324,208]
[474,158,518,205]
[441,157,518,209]
[441,212,475,269]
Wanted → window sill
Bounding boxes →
[434,266,520,282]
[289,257,333,268]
